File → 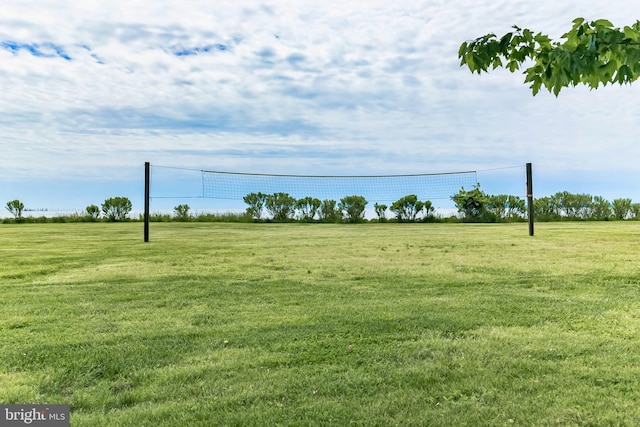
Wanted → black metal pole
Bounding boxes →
[526,162,534,236]
[144,162,150,242]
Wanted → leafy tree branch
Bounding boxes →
[459,18,640,95]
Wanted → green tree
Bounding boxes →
[243,192,266,220]
[422,200,435,222]
[295,197,321,221]
[459,18,640,96]
[320,199,340,222]
[6,199,24,220]
[339,195,367,223]
[374,203,388,222]
[265,192,296,221]
[174,204,190,221]
[590,196,611,220]
[390,195,424,222]
[487,194,525,220]
[612,198,632,220]
[452,185,493,221]
[631,203,640,219]
[86,204,100,221]
[101,197,132,222]
[486,194,509,219]
[555,191,592,219]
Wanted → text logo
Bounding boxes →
[0,405,69,427]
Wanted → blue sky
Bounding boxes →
[1,1,640,216]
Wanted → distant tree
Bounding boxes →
[612,198,632,220]
[86,204,100,221]
[505,195,526,219]
[459,18,640,96]
[174,204,191,221]
[319,199,340,222]
[295,196,321,221]
[452,185,493,221]
[6,199,24,220]
[265,192,296,220]
[101,197,132,222]
[339,195,367,223]
[374,203,388,222]
[555,191,592,219]
[422,200,435,221]
[631,203,640,220]
[487,194,526,220]
[589,196,611,220]
[390,195,424,222]
[533,197,561,221]
[243,192,266,220]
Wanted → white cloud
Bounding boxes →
[2,0,640,206]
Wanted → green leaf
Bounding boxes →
[499,32,513,53]
[534,33,551,46]
[523,29,534,42]
[507,60,520,72]
[572,17,585,26]
[615,64,631,84]
[593,19,614,28]
[458,42,468,59]
[623,26,639,41]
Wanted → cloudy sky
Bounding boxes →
[2,0,639,215]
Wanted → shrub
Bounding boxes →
[452,185,495,222]
[86,204,100,221]
[243,192,266,220]
[487,195,526,220]
[612,198,632,220]
[174,204,191,221]
[390,195,424,222]
[374,203,388,222]
[339,195,367,223]
[320,200,340,222]
[265,193,297,221]
[296,197,321,221]
[101,197,132,222]
[6,199,24,220]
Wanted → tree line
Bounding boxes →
[4,188,640,224]
[4,197,133,223]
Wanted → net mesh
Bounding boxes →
[200,170,478,203]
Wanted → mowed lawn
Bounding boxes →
[1,222,640,426]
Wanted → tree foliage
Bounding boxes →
[486,194,526,220]
[243,192,266,220]
[533,191,619,221]
[295,196,321,221]
[338,195,367,223]
[374,203,388,222]
[101,197,132,222]
[265,192,296,221]
[174,204,191,221]
[390,194,425,222]
[459,18,640,95]
[86,204,100,221]
[452,185,494,222]
[612,198,632,220]
[320,199,340,222]
[6,199,24,219]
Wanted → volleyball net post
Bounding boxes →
[144,162,150,242]
[526,162,534,237]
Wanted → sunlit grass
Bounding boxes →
[1,222,640,425]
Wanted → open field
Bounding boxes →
[1,222,640,426]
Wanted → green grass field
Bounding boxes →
[1,222,640,426]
